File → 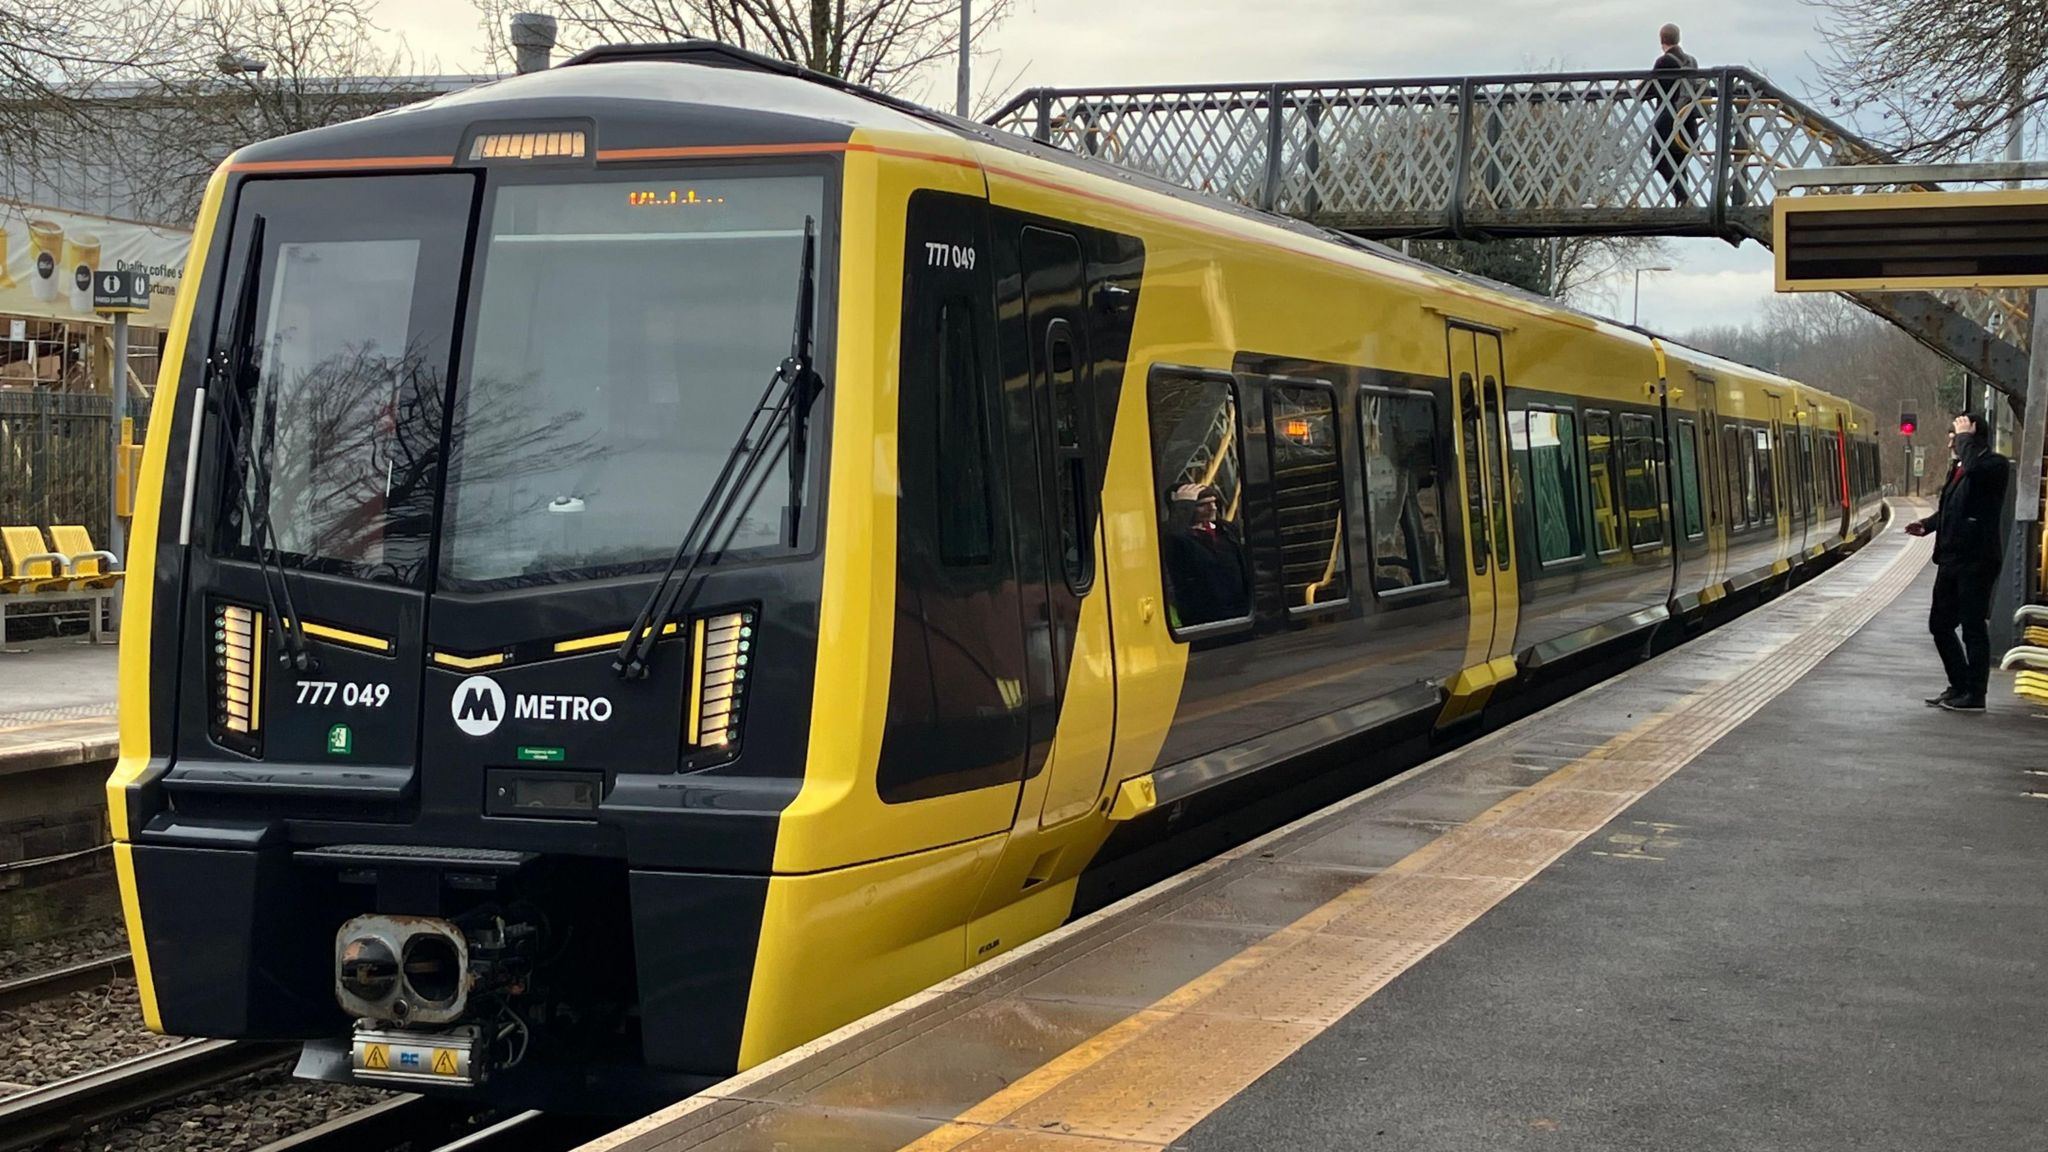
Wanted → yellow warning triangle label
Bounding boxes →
[363,1044,389,1071]
[431,1048,458,1075]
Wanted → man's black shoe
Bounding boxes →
[1925,688,1961,706]
[1939,695,1987,712]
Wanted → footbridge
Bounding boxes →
[987,67,2030,398]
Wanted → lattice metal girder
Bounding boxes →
[988,68,1872,239]
[1848,290,2029,401]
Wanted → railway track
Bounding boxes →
[0,953,132,1012]
[0,1038,292,1152]
[248,1097,616,1152]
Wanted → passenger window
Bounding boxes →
[1458,374,1489,575]
[1149,370,1251,634]
[1483,377,1511,572]
[1046,320,1091,593]
[1675,420,1704,540]
[1267,382,1348,611]
[1754,429,1777,524]
[1360,390,1449,593]
[1584,410,1622,554]
[1620,412,1663,548]
[1522,408,1585,564]
[935,301,994,567]
[1720,425,1741,528]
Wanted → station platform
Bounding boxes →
[583,509,2048,1151]
[0,638,116,774]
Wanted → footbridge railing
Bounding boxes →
[989,68,2029,396]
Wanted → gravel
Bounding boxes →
[0,977,180,1092]
[0,921,130,983]
[39,1063,391,1152]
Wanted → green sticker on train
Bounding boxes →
[326,724,353,756]
[517,746,565,762]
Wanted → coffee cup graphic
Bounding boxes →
[65,233,100,313]
[28,220,62,301]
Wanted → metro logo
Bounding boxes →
[450,674,614,736]
[451,675,506,736]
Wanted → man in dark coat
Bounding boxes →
[1163,482,1249,628]
[1647,24,1701,205]
[1907,413,2010,711]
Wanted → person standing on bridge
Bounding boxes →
[1907,413,2010,712]
[1646,24,1701,206]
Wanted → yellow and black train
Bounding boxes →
[108,42,1882,1108]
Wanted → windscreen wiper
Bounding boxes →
[783,219,821,547]
[613,217,822,680]
[214,214,314,672]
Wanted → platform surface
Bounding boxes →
[0,638,117,773]
[583,509,2048,1152]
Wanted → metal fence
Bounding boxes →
[0,390,151,546]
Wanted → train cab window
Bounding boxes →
[1149,369,1251,635]
[1584,410,1623,554]
[1360,390,1449,593]
[1521,408,1585,564]
[212,175,475,587]
[936,301,994,567]
[442,171,827,589]
[1754,428,1777,524]
[1620,412,1663,548]
[1674,419,1705,540]
[1267,381,1349,612]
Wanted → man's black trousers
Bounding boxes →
[1930,562,1997,697]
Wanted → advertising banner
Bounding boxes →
[0,201,189,327]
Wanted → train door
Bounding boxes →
[1447,324,1519,672]
[1693,372,1726,588]
[1018,227,1116,829]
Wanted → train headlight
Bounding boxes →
[210,600,263,755]
[688,609,756,752]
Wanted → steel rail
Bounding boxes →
[0,952,133,1012]
[0,1038,293,1152]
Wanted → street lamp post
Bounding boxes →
[1632,265,1673,326]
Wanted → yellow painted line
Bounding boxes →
[552,622,679,655]
[430,651,506,671]
[299,620,393,653]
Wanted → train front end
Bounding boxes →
[104,54,880,1109]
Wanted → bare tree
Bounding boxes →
[1682,293,1955,490]
[0,1,190,201]
[473,0,1011,96]
[1805,0,2048,160]
[95,0,448,224]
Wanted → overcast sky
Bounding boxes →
[375,0,1850,334]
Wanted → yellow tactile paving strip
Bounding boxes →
[588,516,1927,1152]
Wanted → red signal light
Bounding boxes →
[1900,420,1916,435]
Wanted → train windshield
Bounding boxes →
[438,169,829,590]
